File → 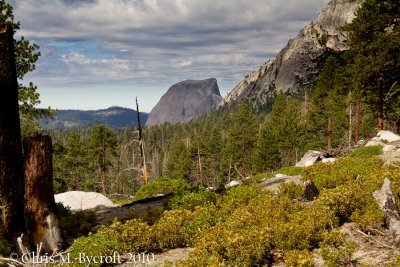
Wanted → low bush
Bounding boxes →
[168,186,217,210]
[66,155,400,266]
[274,166,304,176]
[56,203,97,239]
[284,249,314,267]
[132,177,190,201]
[319,229,356,267]
[69,218,152,265]
[278,181,304,199]
[349,145,383,157]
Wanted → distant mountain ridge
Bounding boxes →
[146,78,222,126]
[40,106,148,130]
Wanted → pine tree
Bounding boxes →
[224,100,257,179]
[307,55,348,150]
[268,95,304,166]
[165,139,192,181]
[342,0,400,130]
[252,121,281,173]
[53,129,93,192]
[88,124,117,195]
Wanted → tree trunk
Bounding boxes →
[355,102,360,144]
[197,145,203,185]
[23,134,64,253]
[101,150,107,195]
[0,25,28,251]
[348,100,352,148]
[378,89,384,130]
[136,98,148,184]
[327,117,332,150]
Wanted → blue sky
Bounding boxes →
[10,0,329,112]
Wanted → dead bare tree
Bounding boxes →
[327,117,332,150]
[0,24,28,252]
[23,134,64,253]
[136,98,148,184]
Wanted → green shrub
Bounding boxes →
[168,186,216,210]
[150,209,194,249]
[218,185,259,214]
[305,157,384,189]
[57,204,97,239]
[349,145,383,157]
[133,177,190,201]
[69,219,152,266]
[275,166,304,176]
[65,154,400,266]
[284,249,314,267]
[319,229,356,267]
[279,182,304,199]
[56,202,97,239]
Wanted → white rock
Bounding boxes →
[225,180,241,188]
[357,140,366,145]
[322,158,337,163]
[376,130,400,143]
[275,174,286,178]
[55,191,119,211]
[365,137,385,147]
[295,150,322,167]
[383,145,396,153]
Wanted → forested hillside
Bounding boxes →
[40,106,148,130]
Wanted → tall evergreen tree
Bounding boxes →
[224,100,257,179]
[53,130,92,192]
[308,55,348,150]
[165,139,192,181]
[252,121,281,173]
[342,0,400,130]
[88,124,117,195]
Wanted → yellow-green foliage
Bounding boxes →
[275,166,304,176]
[278,181,304,199]
[69,219,152,266]
[132,177,190,201]
[319,229,356,267]
[168,186,217,210]
[68,155,400,266]
[284,249,314,267]
[349,145,383,157]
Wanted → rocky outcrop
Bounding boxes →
[54,191,119,211]
[373,178,400,246]
[219,0,362,108]
[296,151,323,167]
[303,180,319,201]
[146,78,222,126]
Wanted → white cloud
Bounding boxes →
[171,59,193,68]
[11,0,331,109]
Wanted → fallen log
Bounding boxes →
[372,178,400,246]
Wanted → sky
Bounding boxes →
[9,0,330,112]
